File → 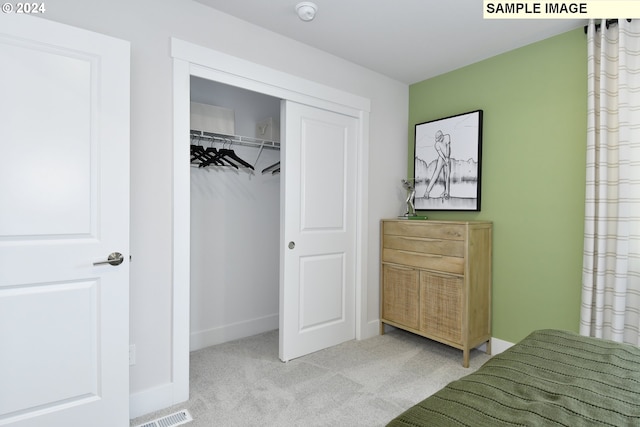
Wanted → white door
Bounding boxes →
[279,101,358,361]
[0,15,130,427]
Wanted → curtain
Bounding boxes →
[581,19,640,345]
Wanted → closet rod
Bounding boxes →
[190,129,280,150]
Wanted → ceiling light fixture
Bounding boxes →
[295,2,317,21]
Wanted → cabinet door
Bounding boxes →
[382,265,419,329]
[420,272,463,343]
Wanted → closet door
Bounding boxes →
[0,16,130,427]
[280,100,357,362]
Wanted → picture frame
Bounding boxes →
[413,110,483,211]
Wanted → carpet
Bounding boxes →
[130,328,491,427]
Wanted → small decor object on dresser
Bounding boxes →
[413,110,483,211]
[400,178,417,217]
[380,219,492,367]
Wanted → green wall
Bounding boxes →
[409,28,587,344]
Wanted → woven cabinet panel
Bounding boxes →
[382,265,419,329]
[420,272,463,343]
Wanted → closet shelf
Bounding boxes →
[190,129,280,150]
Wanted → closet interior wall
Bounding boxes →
[190,77,281,351]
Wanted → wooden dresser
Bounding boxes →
[380,219,492,367]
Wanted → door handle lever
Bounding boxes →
[93,252,124,266]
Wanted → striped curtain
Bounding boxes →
[581,19,640,345]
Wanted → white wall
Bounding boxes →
[40,0,408,410]
[190,79,281,351]
[191,76,281,138]
[190,147,280,350]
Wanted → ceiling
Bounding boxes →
[194,0,586,84]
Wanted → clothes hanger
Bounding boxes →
[219,148,254,170]
[201,139,238,169]
[198,138,237,168]
[190,136,211,166]
[191,136,225,167]
[262,161,280,174]
[216,138,255,170]
[191,135,236,169]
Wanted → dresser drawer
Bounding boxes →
[383,221,465,241]
[382,248,464,274]
[383,234,464,257]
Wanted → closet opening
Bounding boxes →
[171,39,371,407]
[189,76,281,352]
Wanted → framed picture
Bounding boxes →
[413,110,483,211]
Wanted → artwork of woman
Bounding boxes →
[424,130,451,199]
[413,110,482,211]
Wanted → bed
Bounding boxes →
[387,329,640,426]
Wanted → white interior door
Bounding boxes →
[0,16,130,427]
[280,100,358,362]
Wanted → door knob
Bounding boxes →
[93,252,124,266]
[288,241,295,249]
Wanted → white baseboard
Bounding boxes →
[129,382,179,419]
[359,319,381,340]
[489,336,514,355]
[475,337,513,355]
[189,313,279,352]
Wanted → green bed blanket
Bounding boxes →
[387,329,640,426]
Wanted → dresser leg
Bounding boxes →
[463,349,470,368]
[485,338,492,356]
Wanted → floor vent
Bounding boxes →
[134,409,193,427]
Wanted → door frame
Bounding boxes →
[171,38,370,403]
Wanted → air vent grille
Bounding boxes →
[133,409,193,427]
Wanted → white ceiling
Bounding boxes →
[195,0,586,84]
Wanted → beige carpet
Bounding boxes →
[130,328,491,427]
